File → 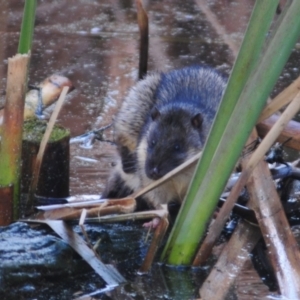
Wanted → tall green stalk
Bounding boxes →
[162,0,300,265]
[18,0,37,54]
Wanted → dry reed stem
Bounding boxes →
[247,160,300,298]
[135,0,148,79]
[27,86,69,206]
[199,220,261,299]
[133,152,202,198]
[258,76,300,122]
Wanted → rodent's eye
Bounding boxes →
[151,139,156,147]
[174,144,180,151]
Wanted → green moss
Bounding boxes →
[23,119,70,143]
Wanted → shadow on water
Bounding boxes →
[1,0,300,299]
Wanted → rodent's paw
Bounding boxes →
[142,217,161,229]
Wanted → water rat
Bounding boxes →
[102,66,226,209]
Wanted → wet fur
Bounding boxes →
[102,66,226,208]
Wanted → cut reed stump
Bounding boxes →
[21,119,70,206]
[0,186,14,226]
[0,54,29,222]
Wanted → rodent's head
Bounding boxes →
[143,105,204,180]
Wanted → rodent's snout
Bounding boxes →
[147,166,161,180]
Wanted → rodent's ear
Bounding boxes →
[191,113,203,128]
[150,106,161,120]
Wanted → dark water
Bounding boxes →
[1,0,300,299]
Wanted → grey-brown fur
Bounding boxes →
[102,66,226,208]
